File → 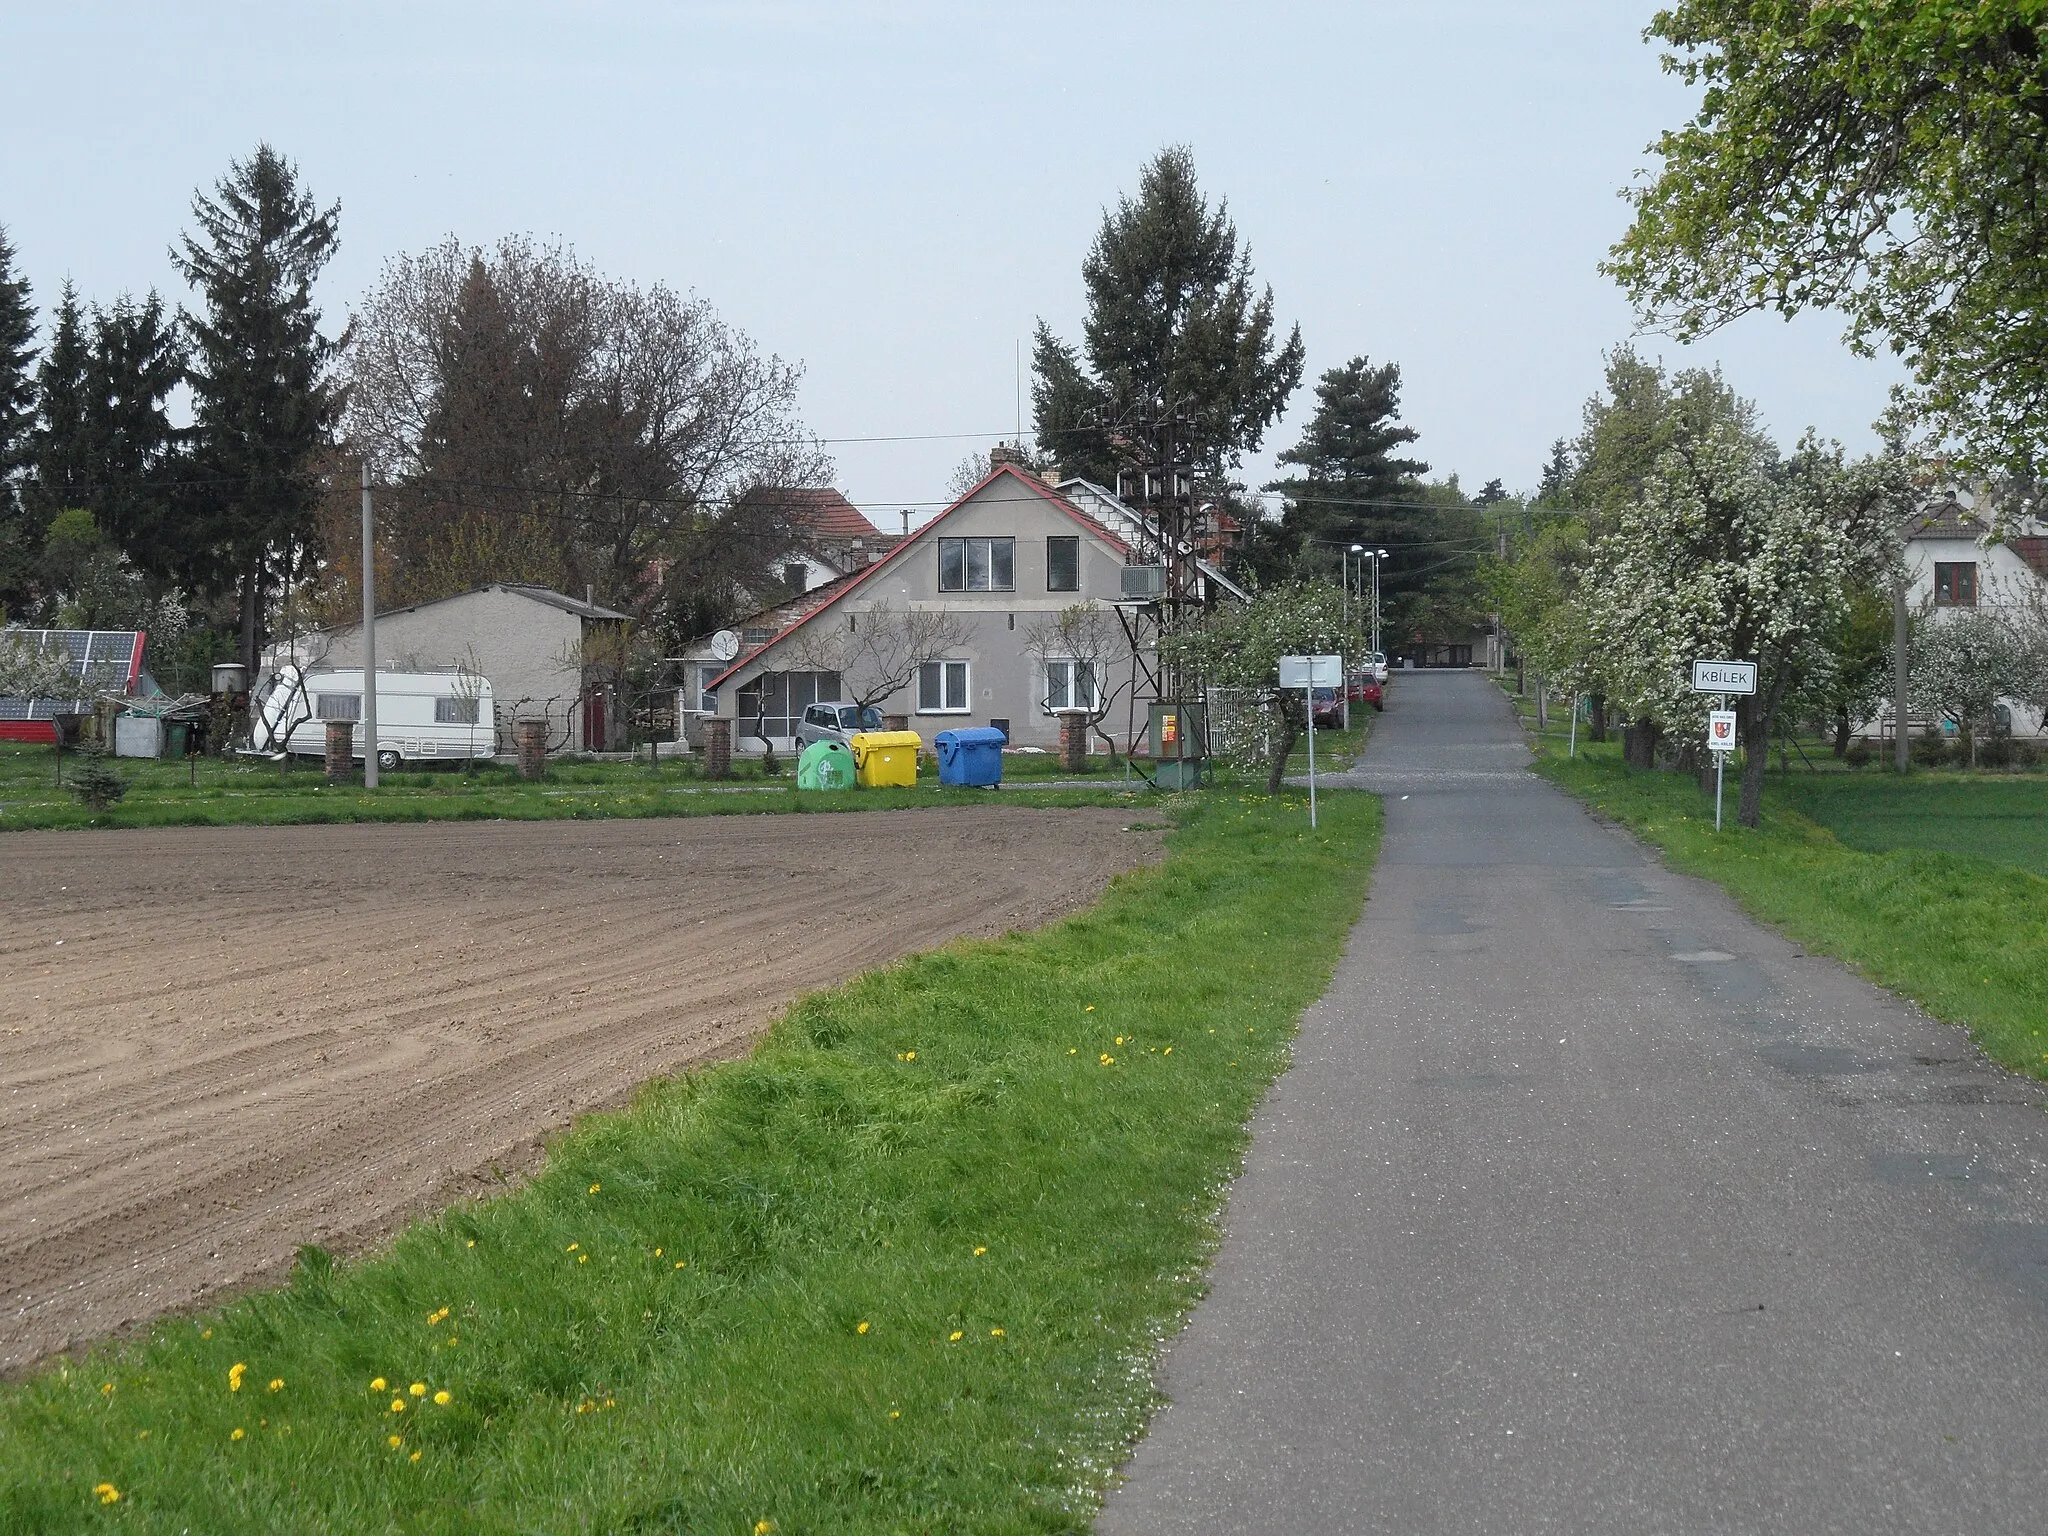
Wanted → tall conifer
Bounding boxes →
[174,144,339,667]
[0,226,38,608]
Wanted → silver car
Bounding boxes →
[796,702,884,746]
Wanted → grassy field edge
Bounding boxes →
[1530,742,2048,1082]
[1,790,1379,1534]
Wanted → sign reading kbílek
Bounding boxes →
[1707,710,1737,753]
[1692,659,1757,695]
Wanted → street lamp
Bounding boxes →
[1373,549,1387,658]
[1345,543,1363,628]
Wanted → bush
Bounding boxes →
[1844,739,1874,768]
[68,746,127,812]
[1911,730,1952,768]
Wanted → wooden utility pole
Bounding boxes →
[1893,577,1909,774]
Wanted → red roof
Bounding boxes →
[706,465,1131,692]
[740,486,883,542]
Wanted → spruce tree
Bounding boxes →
[0,227,38,609]
[1257,355,1429,581]
[173,144,339,668]
[27,284,93,526]
[1032,147,1303,483]
[87,293,186,568]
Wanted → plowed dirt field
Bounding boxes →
[0,806,1159,1373]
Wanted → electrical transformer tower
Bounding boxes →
[1107,396,1212,786]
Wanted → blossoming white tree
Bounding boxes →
[1585,421,1902,825]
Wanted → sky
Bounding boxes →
[2,1,1906,530]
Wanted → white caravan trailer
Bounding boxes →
[250,664,496,770]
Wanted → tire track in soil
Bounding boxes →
[0,806,1158,1373]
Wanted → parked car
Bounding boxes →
[1347,674,1384,712]
[796,701,884,746]
[1310,686,1346,729]
[1365,651,1389,683]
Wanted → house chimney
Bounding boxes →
[989,443,1028,471]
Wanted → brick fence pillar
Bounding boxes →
[702,716,732,779]
[325,719,355,781]
[515,718,549,781]
[1058,712,1088,774]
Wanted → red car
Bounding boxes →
[1347,675,1384,712]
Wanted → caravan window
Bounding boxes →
[435,696,481,724]
[315,693,361,721]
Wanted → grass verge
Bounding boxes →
[0,789,1377,1533]
[0,743,1146,832]
[1536,742,2048,1080]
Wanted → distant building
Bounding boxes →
[286,584,630,752]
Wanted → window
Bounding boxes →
[1046,536,1080,592]
[734,670,841,741]
[741,627,772,648]
[315,692,360,721]
[435,696,481,725]
[1935,561,1978,606]
[938,537,1014,592]
[1044,659,1099,713]
[917,659,970,712]
[782,562,809,591]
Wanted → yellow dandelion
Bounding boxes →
[427,1307,449,1325]
[675,1260,686,1269]
[370,1377,387,1392]
[136,1431,147,1441]
[565,1242,578,1252]
[605,1397,615,1408]
[388,1434,403,1449]
[227,1362,247,1391]
[409,1450,422,1463]
[856,1321,870,1335]
[433,1390,451,1406]
[1115,1036,1125,1046]
[409,1382,426,1397]
[1100,1053,1114,1065]
[391,1399,406,1414]
[990,1327,1004,1337]
[948,1330,964,1342]
[100,1381,113,1395]
[230,1427,245,1441]
[93,1483,119,1505]
[466,1238,475,1247]
[589,1182,601,1194]
[756,1521,776,1534]
[1084,1005,1095,1012]
[200,1328,212,1339]
[578,1253,589,1264]
[905,1050,915,1060]
[1164,1046,1172,1055]
[653,1248,663,1257]
[973,1246,987,1257]
[268,1378,284,1393]
[1068,1048,1077,1055]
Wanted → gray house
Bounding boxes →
[292,583,631,752]
[701,463,1142,752]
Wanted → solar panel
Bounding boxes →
[0,629,147,720]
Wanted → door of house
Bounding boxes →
[582,691,607,751]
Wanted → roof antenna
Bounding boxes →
[1015,339,1022,448]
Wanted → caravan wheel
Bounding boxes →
[376,749,402,772]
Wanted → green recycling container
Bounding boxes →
[797,738,856,789]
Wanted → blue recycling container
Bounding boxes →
[935,725,1006,787]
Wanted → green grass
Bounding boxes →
[0,743,1145,831]
[1536,741,2048,1081]
[1775,774,2048,875]
[0,789,1377,1533]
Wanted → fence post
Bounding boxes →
[703,717,732,780]
[515,717,549,781]
[324,719,355,782]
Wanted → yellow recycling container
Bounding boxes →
[849,729,922,788]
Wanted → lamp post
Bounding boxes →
[1346,543,1363,630]
[1370,548,1386,659]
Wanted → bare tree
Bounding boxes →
[341,237,831,642]
[786,601,970,716]
[1023,602,1134,755]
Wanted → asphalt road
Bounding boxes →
[1098,670,2048,1535]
